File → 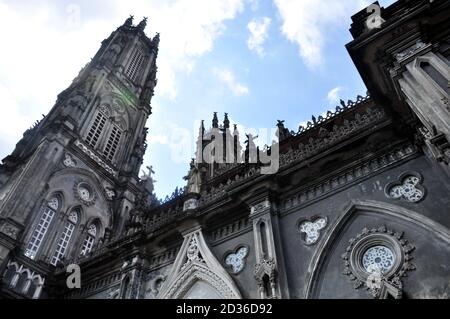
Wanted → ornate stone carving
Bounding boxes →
[250,199,270,215]
[184,236,204,266]
[75,140,118,177]
[2,260,45,299]
[394,40,428,61]
[158,229,242,299]
[48,197,59,210]
[183,198,199,211]
[283,143,418,212]
[341,226,416,299]
[63,153,76,167]
[224,246,249,274]
[296,93,371,134]
[254,258,278,299]
[104,188,115,201]
[385,172,425,203]
[0,221,20,240]
[297,217,327,245]
[280,108,386,167]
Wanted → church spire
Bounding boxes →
[212,112,219,129]
[224,113,230,129]
[195,120,205,164]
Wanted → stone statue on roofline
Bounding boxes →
[124,15,134,27]
[141,165,156,194]
[184,159,201,195]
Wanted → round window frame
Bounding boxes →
[349,233,403,282]
[74,181,96,206]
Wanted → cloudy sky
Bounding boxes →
[0,0,396,199]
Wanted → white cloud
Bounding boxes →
[273,0,369,68]
[214,68,249,96]
[247,0,260,12]
[327,87,342,104]
[0,84,34,143]
[0,0,245,158]
[247,17,272,57]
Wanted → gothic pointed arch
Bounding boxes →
[157,228,242,299]
[98,92,131,129]
[305,200,450,299]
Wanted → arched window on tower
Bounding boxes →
[85,106,109,148]
[24,197,59,260]
[103,123,123,162]
[50,209,79,266]
[80,223,98,256]
[125,48,146,83]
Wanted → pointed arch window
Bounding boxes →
[103,123,123,162]
[85,107,109,148]
[25,198,59,260]
[50,210,79,266]
[126,49,146,83]
[80,224,97,256]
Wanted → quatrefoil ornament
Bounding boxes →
[224,246,249,274]
[385,172,425,203]
[298,217,327,245]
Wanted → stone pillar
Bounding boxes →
[247,196,288,299]
[390,44,450,172]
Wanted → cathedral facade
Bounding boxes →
[0,0,449,299]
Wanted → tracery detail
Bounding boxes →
[386,172,425,203]
[224,246,249,274]
[341,226,416,299]
[298,217,327,245]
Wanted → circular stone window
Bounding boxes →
[342,226,416,292]
[78,185,91,201]
[74,182,96,206]
[362,245,396,274]
[350,233,402,281]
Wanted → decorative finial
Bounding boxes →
[124,15,134,27]
[224,113,230,129]
[152,32,160,46]
[200,120,205,133]
[212,112,219,128]
[137,17,148,31]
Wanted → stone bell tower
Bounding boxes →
[346,0,450,170]
[0,16,159,274]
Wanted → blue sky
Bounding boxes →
[0,0,396,199]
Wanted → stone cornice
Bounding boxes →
[281,142,420,216]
